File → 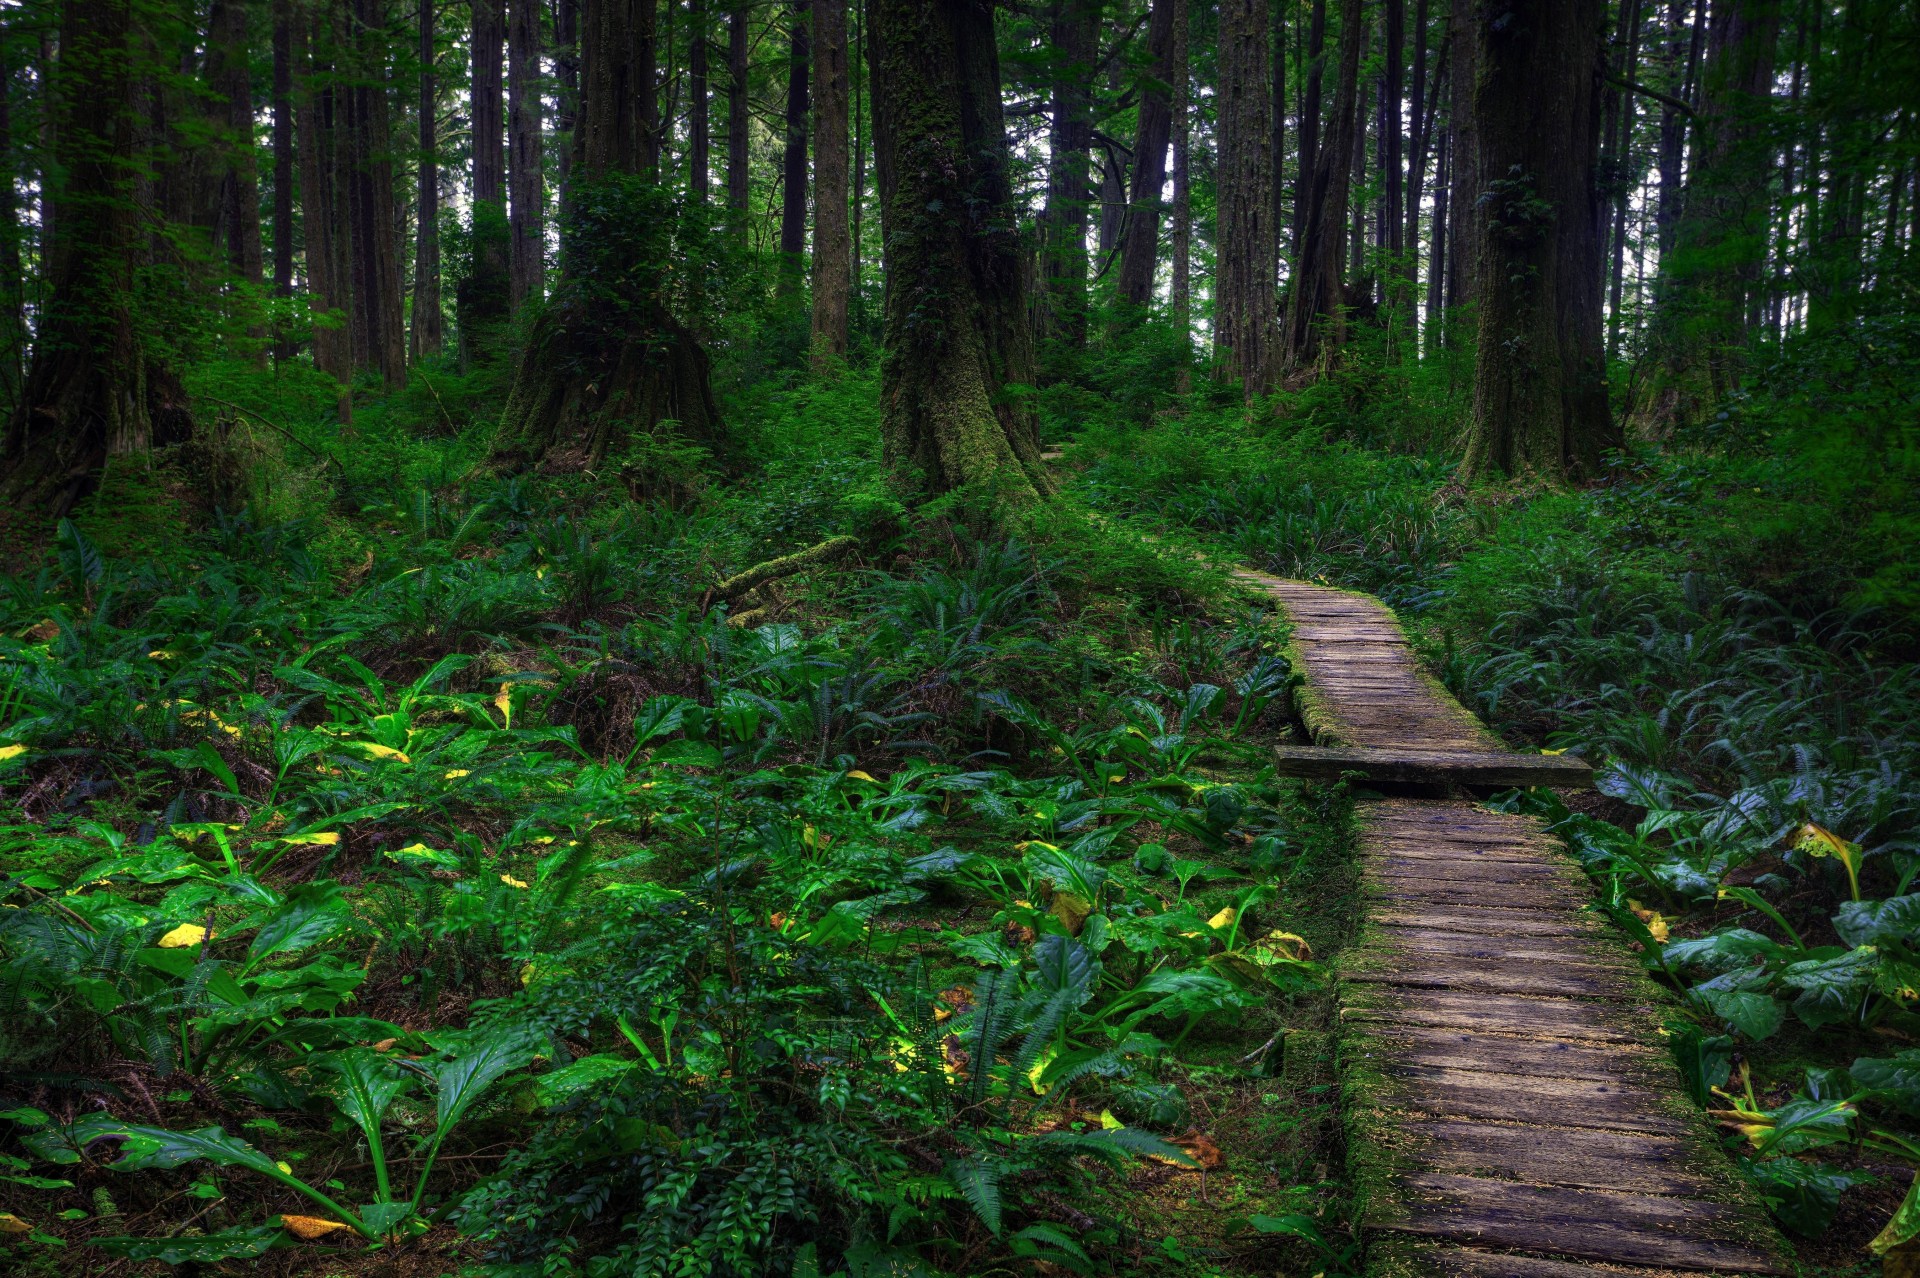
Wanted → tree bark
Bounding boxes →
[1281,0,1362,373]
[810,0,849,363]
[1443,0,1476,310]
[507,0,544,308]
[555,0,578,195]
[869,0,1050,506]
[1655,0,1706,257]
[344,0,405,386]
[272,0,297,362]
[3,0,192,515]
[461,0,510,360]
[1403,0,1425,311]
[1291,0,1326,255]
[412,0,443,360]
[295,2,352,385]
[1169,0,1192,382]
[1604,0,1645,357]
[208,0,265,306]
[491,0,722,475]
[690,0,710,203]
[1382,0,1404,269]
[1215,0,1276,395]
[472,0,505,202]
[1270,0,1287,266]
[1118,0,1177,308]
[779,1,810,271]
[1459,0,1615,483]
[1037,0,1097,360]
[727,4,749,214]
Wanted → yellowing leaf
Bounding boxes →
[444,768,471,779]
[1540,747,1566,756]
[500,874,530,889]
[279,1214,349,1241]
[148,649,177,660]
[1794,822,1863,900]
[275,1161,294,1175]
[278,831,339,846]
[0,744,27,761]
[1099,1109,1125,1131]
[1026,1044,1058,1095]
[1207,906,1236,931]
[495,682,513,730]
[0,1213,33,1233]
[1051,891,1092,935]
[157,923,210,948]
[1253,930,1313,962]
[844,769,877,782]
[350,742,411,763]
[1626,899,1671,943]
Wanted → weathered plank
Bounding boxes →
[1376,926,1631,969]
[1358,1025,1667,1083]
[1381,1175,1786,1274]
[1345,991,1646,1043]
[1346,958,1635,1000]
[1400,1119,1715,1196]
[1422,1248,1690,1278]
[1374,1066,1686,1133]
[1370,904,1602,938]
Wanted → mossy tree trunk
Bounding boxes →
[490,0,722,476]
[1281,0,1364,375]
[1458,0,1617,483]
[809,0,850,365]
[869,0,1052,507]
[1,0,192,516]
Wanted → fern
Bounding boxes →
[944,1155,1003,1236]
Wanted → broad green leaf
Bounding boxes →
[1852,1050,1920,1117]
[1029,935,1094,1000]
[91,1224,281,1263]
[533,1054,638,1107]
[1834,895,1920,949]
[1754,1096,1857,1157]
[1779,946,1879,1030]
[428,1027,537,1138]
[246,883,352,970]
[1872,1170,1920,1255]
[326,1050,411,1150]
[1663,929,1786,973]
[1693,987,1785,1041]
[1741,1156,1874,1238]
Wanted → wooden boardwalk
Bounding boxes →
[1239,569,1787,1277]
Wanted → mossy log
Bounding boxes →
[707,534,860,611]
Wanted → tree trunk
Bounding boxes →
[507,0,544,308]
[869,0,1050,506]
[1169,0,1192,383]
[556,0,578,194]
[1427,118,1448,336]
[779,0,810,273]
[461,0,510,361]
[727,4,749,214]
[1604,0,1645,358]
[412,0,443,360]
[272,0,296,363]
[1291,0,1326,255]
[3,0,192,515]
[1037,0,1097,361]
[1281,0,1362,373]
[208,0,265,323]
[491,0,721,475]
[1656,0,1779,405]
[296,4,352,385]
[1118,0,1177,308]
[1443,0,1476,310]
[1459,0,1615,483]
[690,0,710,203]
[1215,0,1276,395]
[1403,0,1425,315]
[810,0,849,363]
[1655,0,1705,257]
[1270,0,1287,267]
[1382,0,1404,277]
[345,0,405,386]
[0,44,27,416]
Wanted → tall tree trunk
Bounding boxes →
[1118,0,1177,308]
[1270,0,1286,267]
[727,4,749,214]
[869,0,1050,506]
[272,0,297,363]
[1460,0,1615,482]
[1382,0,1404,276]
[779,0,810,275]
[508,0,544,307]
[345,0,405,386]
[1038,0,1097,360]
[296,4,352,386]
[1215,0,1276,394]
[555,0,578,194]
[810,0,849,363]
[1427,117,1448,338]
[1657,0,1779,403]
[1604,0,1645,358]
[493,0,721,473]
[1443,0,1476,310]
[412,0,443,360]
[1655,0,1706,256]
[1349,74,1366,286]
[690,0,710,203]
[3,0,192,515]
[1281,0,1362,372]
[461,0,509,361]
[208,0,265,317]
[0,44,27,416]
[1291,0,1326,255]
[1403,0,1426,315]
[852,0,865,328]
[1169,0,1192,385]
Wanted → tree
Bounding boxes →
[689,0,711,203]
[1459,0,1616,482]
[810,0,850,363]
[2,0,193,514]
[343,0,405,386]
[272,0,298,363]
[207,0,264,323]
[508,0,546,307]
[1117,0,1179,310]
[1215,0,1276,394]
[1281,0,1363,373]
[1036,0,1098,362]
[412,0,444,360]
[295,1,352,386]
[459,0,510,361]
[1443,0,1478,311]
[1169,0,1192,381]
[490,0,720,473]
[779,1,810,279]
[868,0,1051,506]
[727,4,750,214]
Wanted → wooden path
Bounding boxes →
[1236,569,1788,1278]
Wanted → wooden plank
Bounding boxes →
[1422,1247,1689,1278]
[1381,1174,1786,1274]
[1348,959,1633,1000]
[1278,744,1595,787]
[1364,1026,1665,1083]
[1374,857,1576,883]
[1364,879,1590,911]
[1401,1119,1714,1197]
[1345,991,1645,1043]
[1376,1066,1685,1134]
[1376,927,1630,969]
[1370,905,1600,938]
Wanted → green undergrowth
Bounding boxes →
[1064,313,1920,1270]
[0,361,1370,1276]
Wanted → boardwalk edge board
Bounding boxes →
[1240,569,1791,1278]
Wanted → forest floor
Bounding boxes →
[2,334,1916,1277]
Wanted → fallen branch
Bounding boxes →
[707,534,861,606]
[199,395,343,469]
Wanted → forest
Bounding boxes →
[0,0,1916,1273]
